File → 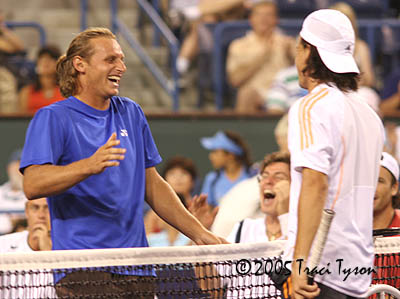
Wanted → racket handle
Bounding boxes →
[307,275,314,285]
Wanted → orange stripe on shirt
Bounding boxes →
[298,88,327,150]
[305,90,329,147]
[300,90,325,149]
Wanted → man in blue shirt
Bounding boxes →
[20,27,224,298]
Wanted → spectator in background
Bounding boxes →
[191,151,290,242]
[162,155,199,204]
[0,11,24,54]
[0,11,24,113]
[19,45,63,113]
[146,194,192,247]
[0,197,51,252]
[227,0,295,113]
[0,197,54,298]
[211,115,289,237]
[200,130,253,207]
[0,149,27,235]
[226,151,290,243]
[372,152,400,290]
[373,152,400,230]
[174,0,247,75]
[144,155,199,236]
[330,2,375,88]
[263,66,308,113]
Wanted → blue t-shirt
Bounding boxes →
[20,96,162,251]
[201,168,252,207]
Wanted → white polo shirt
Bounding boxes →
[0,182,27,234]
[284,83,384,297]
[0,231,55,298]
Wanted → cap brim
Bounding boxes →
[200,137,216,150]
[317,48,360,74]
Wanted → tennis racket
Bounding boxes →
[307,209,336,285]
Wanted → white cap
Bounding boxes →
[300,9,360,74]
[381,152,399,181]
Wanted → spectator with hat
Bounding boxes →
[0,148,27,235]
[374,152,400,230]
[200,130,254,207]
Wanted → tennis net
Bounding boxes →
[0,237,399,298]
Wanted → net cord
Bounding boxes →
[0,241,286,271]
[1,237,399,272]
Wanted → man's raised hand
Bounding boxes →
[88,133,126,174]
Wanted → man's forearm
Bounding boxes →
[293,168,328,261]
[23,161,92,199]
[145,168,207,241]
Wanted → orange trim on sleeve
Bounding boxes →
[306,90,329,146]
[298,88,328,150]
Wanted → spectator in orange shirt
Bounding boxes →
[18,45,63,113]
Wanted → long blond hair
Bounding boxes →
[56,27,116,97]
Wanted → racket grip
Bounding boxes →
[307,274,314,285]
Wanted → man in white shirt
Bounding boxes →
[0,149,27,234]
[0,197,53,298]
[283,9,384,299]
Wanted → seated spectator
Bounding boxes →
[373,152,400,230]
[147,194,191,247]
[226,151,290,243]
[0,11,23,113]
[211,115,289,237]
[226,0,295,113]
[18,45,63,113]
[200,130,253,207]
[329,2,375,88]
[0,197,51,252]
[144,155,199,237]
[263,65,308,113]
[192,151,290,241]
[162,155,199,204]
[372,152,400,290]
[0,197,54,298]
[0,11,24,54]
[174,0,247,75]
[0,149,27,235]
[379,67,400,115]
[0,64,18,113]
